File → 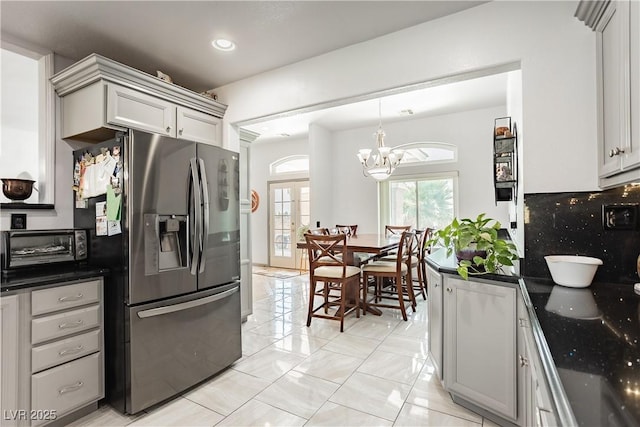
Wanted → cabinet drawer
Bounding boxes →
[32,304,100,345]
[32,279,101,316]
[32,329,101,373]
[31,352,102,425]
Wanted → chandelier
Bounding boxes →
[356,100,404,181]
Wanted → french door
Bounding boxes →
[269,181,310,269]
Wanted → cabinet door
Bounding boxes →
[597,1,629,177]
[426,265,443,382]
[1,295,20,425]
[107,83,175,136]
[623,0,640,170]
[517,296,534,427]
[444,277,517,421]
[176,106,221,145]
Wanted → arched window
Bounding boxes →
[395,142,457,166]
[270,155,309,176]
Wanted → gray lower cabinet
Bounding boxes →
[517,295,558,426]
[443,276,518,422]
[0,278,104,426]
[1,294,21,426]
[426,265,443,382]
[29,278,104,426]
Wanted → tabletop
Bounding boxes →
[296,233,400,254]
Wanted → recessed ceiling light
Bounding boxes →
[212,39,236,51]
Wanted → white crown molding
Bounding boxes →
[51,53,227,117]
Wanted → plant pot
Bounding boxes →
[2,178,35,201]
[455,247,487,264]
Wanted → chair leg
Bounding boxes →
[324,282,329,314]
[362,274,368,316]
[416,261,427,300]
[339,284,348,332]
[307,279,316,327]
[406,267,417,312]
[396,277,408,321]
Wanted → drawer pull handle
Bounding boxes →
[58,345,84,356]
[58,381,84,395]
[58,320,84,329]
[58,293,84,302]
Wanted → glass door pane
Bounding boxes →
[269,181,309,269]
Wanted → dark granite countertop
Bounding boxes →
[524,278,640,427]
[427,250,640,426]
[426,248,521,284]
[1,265,109,293]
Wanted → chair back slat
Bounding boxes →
[304,233,349,276]
[385,225,411,237]
[335,224,358,237]
[309,227,330,236]
[395,231,415,270]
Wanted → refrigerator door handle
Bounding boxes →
[198,158,210,274]
[189,158,202,275]
[136,286,239,318]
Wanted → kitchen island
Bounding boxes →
[427,250,640,426]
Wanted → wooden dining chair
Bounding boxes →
[384,225,411,237]
[308,227,330,235]
[304,232,362,332]
[335,224,358,237]
[413,227,433,300]
[377,230,422,301]
[362,231,416,321]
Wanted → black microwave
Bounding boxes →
[1,229,87,272]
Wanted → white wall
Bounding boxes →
[217,1,598,193]
[0,46,76,231]
[308,123,333,228]
[249,105,509,264]
[330,106,510,232]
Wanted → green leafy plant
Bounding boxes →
[426,213,518,280]
[296,224,310,242]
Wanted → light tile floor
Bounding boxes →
[71,268,499,426]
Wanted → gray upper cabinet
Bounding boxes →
[587,0,640,187]
[443,276,518,422]
[596,0,627,178]
[52,54,226,145]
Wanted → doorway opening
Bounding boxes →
[268,180,310,269]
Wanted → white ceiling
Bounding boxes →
[242,71,509,143]
[0,0,505,143]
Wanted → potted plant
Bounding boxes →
[427,213,518,279]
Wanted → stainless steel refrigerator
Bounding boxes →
[73,129,241,414]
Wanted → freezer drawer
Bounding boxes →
[126,282,241,414]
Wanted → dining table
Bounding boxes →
[297,233,401,316]
[296,232,400,265]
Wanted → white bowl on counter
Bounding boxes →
[544,255,603,288]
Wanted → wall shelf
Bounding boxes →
[1,203,55,210]
[493,117,518,203]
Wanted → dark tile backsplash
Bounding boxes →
[524,184,640,283]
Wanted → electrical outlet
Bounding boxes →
[602,204,639,230]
